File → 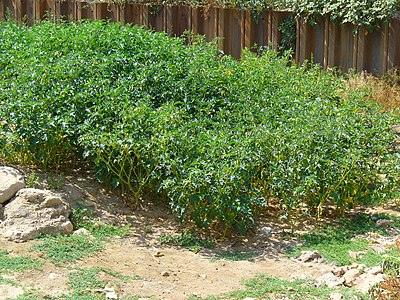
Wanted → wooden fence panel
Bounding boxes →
[3,0,400,74]
[388,15,400,69]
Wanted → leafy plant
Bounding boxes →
[25,171,40,188]
[46,173,64,190]
[0,20,399,234]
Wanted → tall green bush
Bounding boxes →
[0,20,398,233]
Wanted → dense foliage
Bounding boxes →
[116,0,400,28]
[0,21,399,233]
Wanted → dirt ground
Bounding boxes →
[0,169,398,299]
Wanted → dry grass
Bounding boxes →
[345,70,400,112]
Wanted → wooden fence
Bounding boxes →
[1,0,400,75]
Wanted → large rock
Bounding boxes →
[354,272,385,294]
[0,188,73,242]
[297,250,324,263]
[0,166,25,204]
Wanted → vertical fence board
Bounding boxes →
[0,0,4,20]
[231,9,243,58]
[148,5,164,31]
[218,8,224,49]
[382,26,389,73]
[177,6,190,36]
[327,22,339,68]
[356,29,365,73]
[223,9,232,55]
[313,18,325,66]
[204,8,218,42]
[388,15,400,69]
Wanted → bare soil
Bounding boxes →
[0,169,398,300]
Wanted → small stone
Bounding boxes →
[332,267,346,277]
[291,274,308,280]
[154,251,164,257]
[343,268,360,287]
[329,292,344,300]
[73,228,92,237]
[199,274,207,279]
[260,226,274,235]
[391,125,400,134]
[105,291,118,299]
[287,287,295,291]
[376,219,393,228]
[366,266,383,275]
[48,273,59,280]
[297,250,323,263]
[318,272,342,288]
[348,251,366,259]
[41,196,63,208]
[161,271,170,277]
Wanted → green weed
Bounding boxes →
[0,249,43,272]
[66,267,139,299]
[25,171,40,188]
[159,232,213,253]
[215,275,368,300]
[46,173,64,190]
[211,250,257,262]
[287,213,400,266]
[29,234,103,265]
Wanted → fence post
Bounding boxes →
[388,14,400,70]
[356,29,365,73]
[382,26,389,74]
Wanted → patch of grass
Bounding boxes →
[92,266,141,281]
[0,275,17,286]
[70,205,132,240]
[211,250,258,262]
[159,231,213,253]
[286,213,400,266]
[46,173,64,190]
[12,289,52,300]
[0,249,43,272]
[25,171,40,188]
[29,234,103,265]
[68,268,105,294]
[66,267,140,299]
[205,275,368,300]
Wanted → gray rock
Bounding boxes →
[0,188,73,242]
[318,272,343,288]
[366,266,383,275]
[354,272,385,293]
[329,292,344,300]
[260,226,274,235]
[343,268,360,287]
[332,266,346,277]
[0,166,25,204]
[391,125,400,134]
[376,219,393,228]
[73,228,92,237]
[297,250,323,263]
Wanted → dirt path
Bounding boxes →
[1,169,397,299]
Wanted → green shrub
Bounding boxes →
[0,20,398,234]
